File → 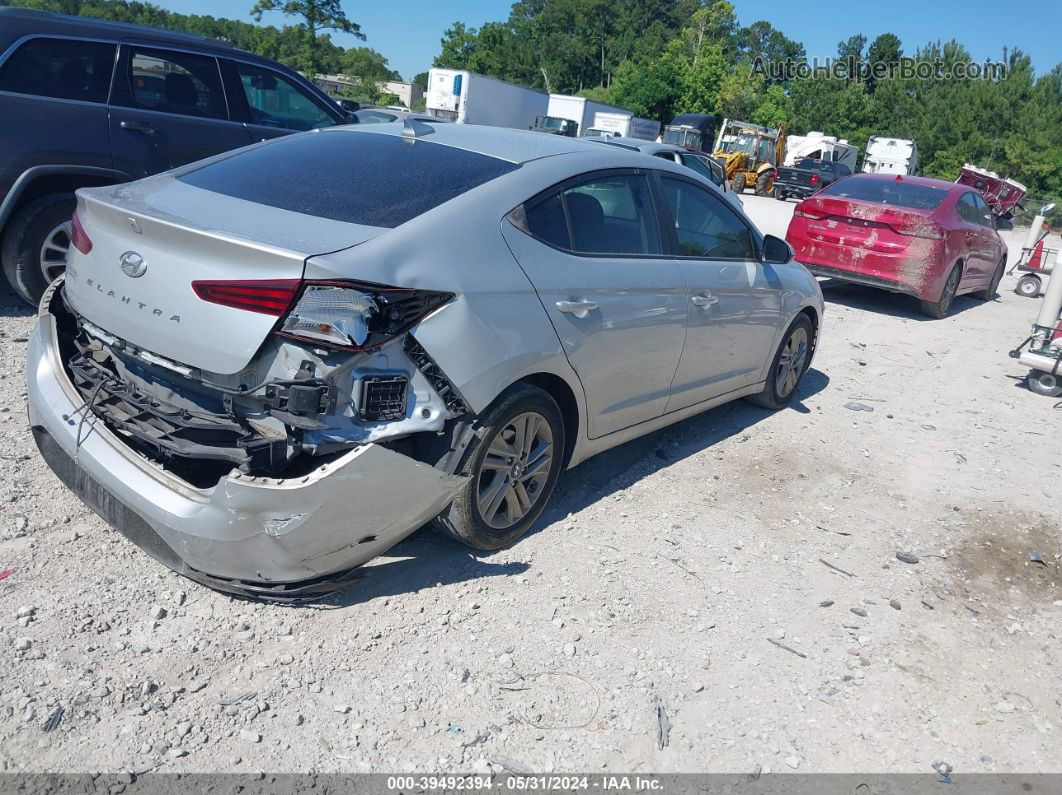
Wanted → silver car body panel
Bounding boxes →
[26,122,823,590]
[27,297,466,583]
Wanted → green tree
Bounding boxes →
[249,0,363,77]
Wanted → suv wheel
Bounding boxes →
[434,384,565,551]
[2,193,77,305]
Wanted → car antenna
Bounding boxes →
[401,118,435,139]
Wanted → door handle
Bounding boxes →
[555,299,599,318]
[120,120,155,134]
[690,293,719,307]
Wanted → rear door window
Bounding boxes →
[661,176,755,259]
[0,37,115,104]
[122,47,226,119]
[562,174,661,256]
[178,130,519,227]
[235,62,338,131]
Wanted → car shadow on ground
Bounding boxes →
[0,281,34,319]
[328,368,829,607]
[818,278,987,321]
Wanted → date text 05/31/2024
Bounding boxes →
[386,775,664,791]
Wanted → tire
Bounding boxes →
[746,314,814,410]
[1027,371,1062,398]
[973,257,1006,301]
[755,171,774,196]
[774,186,787,201]
[1015,274,1041,298]
[433,384,565,551]
[731,173,746,193]
[920,263,962,319]
[1,193,77,306]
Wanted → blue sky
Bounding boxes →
[163,0,1060,81]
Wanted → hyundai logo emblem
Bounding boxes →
[119,251,147,278]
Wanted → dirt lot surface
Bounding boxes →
[0,194,1059,775]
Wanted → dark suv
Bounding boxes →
[0,7,349,305]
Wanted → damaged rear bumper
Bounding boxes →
[26,302,466,599]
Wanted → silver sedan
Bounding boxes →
[26,122,823,599]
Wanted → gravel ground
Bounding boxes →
[0,194,1059,775]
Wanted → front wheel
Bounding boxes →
[920,264,962,319]
[1027,371,1062,397]
[433,384,565,551]
[1015,274,1041,298]
[746,314,814,410]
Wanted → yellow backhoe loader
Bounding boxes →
[713,119,787,195]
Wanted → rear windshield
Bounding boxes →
[820,176,948,210]
[796,159,833,171]
[178,130,519,227]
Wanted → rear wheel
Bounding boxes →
[755,171,774,196]
[1015,274,1041,298]
[973,257,1006,301]
[920,263,962,319]
[731,173,746,193]
[774,186,787,201]
[433,384,565,551]
[1,193,76,306]
[746,315,814,410]
[1027,371,1062,397]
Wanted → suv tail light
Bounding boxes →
[192,278,453,352]
[71,210,92,255]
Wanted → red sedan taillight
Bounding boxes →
[793,204,826,220]
[191,278,453,352]
[71,210,92,255]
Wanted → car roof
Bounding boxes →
[0,7,261,60]
[338,122,630,165]
[847,172,964,192]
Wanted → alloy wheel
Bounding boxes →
[775,326,808,398]
[39,220,72,285]
[476,411,554,530]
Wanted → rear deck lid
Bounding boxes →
[65,176,383,374]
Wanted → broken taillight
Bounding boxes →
[278,281,454,352]
[71,210,92,255]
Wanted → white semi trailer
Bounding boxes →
[862,136,919,175]
[425,68,547,129]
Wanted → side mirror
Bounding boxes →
[763,234,794,265]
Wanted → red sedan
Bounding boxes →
[785,174,1008,318]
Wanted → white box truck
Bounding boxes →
[587,111,660,141]
[862,136,918,175]
[425,68,547,129]
[532,94,652,138]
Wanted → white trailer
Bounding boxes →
[588,111,660,141]
[784,131,859,171]
[862,136,918,175]
[425,68,547,129]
